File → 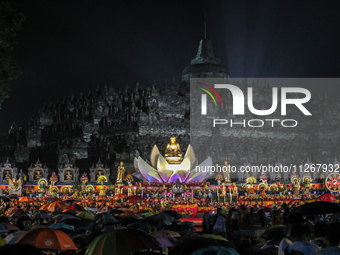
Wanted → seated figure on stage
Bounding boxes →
[65,170,73,183]
[96,170,103,182]
[34,170,42,181]
[3,170,11,183]
[164,136,183,164]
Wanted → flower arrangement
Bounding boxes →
[80,173,88,184]
[124,172,134,183]
[49,172,58,184]
[215,171,223,181]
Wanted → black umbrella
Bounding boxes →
[163,210,182,220]
[291,201,340,216]
[120,217,140,225]
[169,237,234,255]
[0,196,10,202]
[260,226,288,241]
[127,223,150,232]
[0,244,44,255]
[31,212,51,220]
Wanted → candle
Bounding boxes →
[217,187,219,202]
[192,190,194,201]
[141,188,143,198]
[229,188,232,202]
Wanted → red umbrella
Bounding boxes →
[16,228,78,250]
[19,197,34,202]
[83,198,93,202]
[126,195,142,203]
[96,196,108,201]
[318,193,336,202]
[113,194,127,201]
[39,204,50,211]
[47,201,68,212]
[68,204,85,211]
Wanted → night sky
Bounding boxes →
[1,0,340,131]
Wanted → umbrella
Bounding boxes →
[39,204,50,211]
[83,198,94,203]
[191,246,240,255]
[6,194,18,200]
[96,196,108,201]
[0,223,8,233]
[19,197,34,202]
[49,223,76,234]
[31,212,51,220]
[163,210,182,220]
[84,228,160,255]
[127,223,150,232]
[94,213,119,224]
[136,210,149,215]
[68,204,85,211]
[4,231,26,244]
[318,194,336,202]
[76,211,94,219]
[1,222,19,232]
[110,209,124,215]
[260,226,288,241]
[53,214,78,222]
[31,224,46,230]
[291,201,340,215]
[16,228,78,250]
[112,194,127,201]
[0,236,5,247]
[149,213,174,226]
[201,234,229,242]
[63,218,95,233]
[63,198,76,202]
[120,217,140,225]
[170,237,233,255]
[9,212,28,218]
[47,201,68,212]
[0,216,10,223]
[150,229,181,239]
[126,195,142,203]
[0,196,10,202]
[44,196,58,202]
[153,236,174,248]
[97,206,114,213]
[0,244,45,255]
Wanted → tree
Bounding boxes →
[0,2,25,108]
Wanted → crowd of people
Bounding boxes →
[0,196,340,255]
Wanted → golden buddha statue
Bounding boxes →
[164,136,183,164]
[223,161,231,183]
[116,162,125,184]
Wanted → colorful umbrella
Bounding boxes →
[47,201,68,212]
[318,193,336,202]
[112,194,127,201]
[19,196,35,202]
[126,195,142,203]
[16,228,78,250]
[84,229,159,255]
[76,211,94,219]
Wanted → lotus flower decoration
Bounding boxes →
[133,144,214,183]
